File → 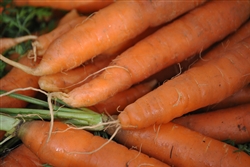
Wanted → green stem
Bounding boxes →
[0,114,22,145]
[0,108,106,130]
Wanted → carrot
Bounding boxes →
[30,16,87,58]
[0,35,37,53]
[38,54,114,93]
[0,56,40,108]
[14,120,170,167]
[107,121,250,167]
[2,0,207,76]
[89,80,157,115]
[38,25,160,93]
[200,84,250,112]
[193,19,250,67]
[57,9,80,27]
[53,0,250,107]
[0,144,43,167]
[172,103,250,144]
[13,0,114,13]
[118,34,250,129]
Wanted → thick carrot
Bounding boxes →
[13,0,114,13]
[57,9,80,27]
[17,120,170,167]
[89,80,157,115]
[0,56,40,108]
[0,35,37,53]
[200,84,250,111]
[0,144,43,167]
[106,121,250,167]
[118,34,250,129]
[55,0,250,107]
[172,103,250,144]
[30,16,87,57]
[3,0,207,76]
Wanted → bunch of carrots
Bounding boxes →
[1,0,250,166]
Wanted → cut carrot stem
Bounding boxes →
[118,34,250,129]
[58,0,250,107]
[106,121,250,167]
[172,103,250,144]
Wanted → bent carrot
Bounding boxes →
[3,0,207,76]
[30,16,87,58]
[89,80,157,115]
[56,0,250,107]
[57,9,80,27]
[0,144,43,167]
[0,35,37,53]
[17,120,170,167]
[118,34,250,129]
[13,0,114,13]
[172,103,250,144]
[106,122,250,167]
[0,56,40,108]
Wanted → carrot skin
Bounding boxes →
[32,16,86,57]
[172,103,250,143]
[107,122,250,167]
[18,121,170,167]
[57,9,80,27]
[0,56,40,108]
[0,144,43,167]
[90,80,157,115]
[193,19,250,67]
[13,0,114,13]
[119,35,250,129]
[200,84,250,111]
[25,0,207,76]
[60,0,250,107]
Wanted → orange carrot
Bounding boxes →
[0,35,37,53]
[172,103,250,144]
[30,16,87,58]
[118,34,250,129]
[106,121,250,167]
[38,54,114,93]
[57,9,80,27]
[17,120,170,167]
[13,0,114,13]
[193,19,250,67]
[0,144,43,167]
[89,80,157,115]
[0,56,40,108]
[200,84,250,111]
[3,0,207,76]
[38,25,160,93]
[54,0,250,107]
